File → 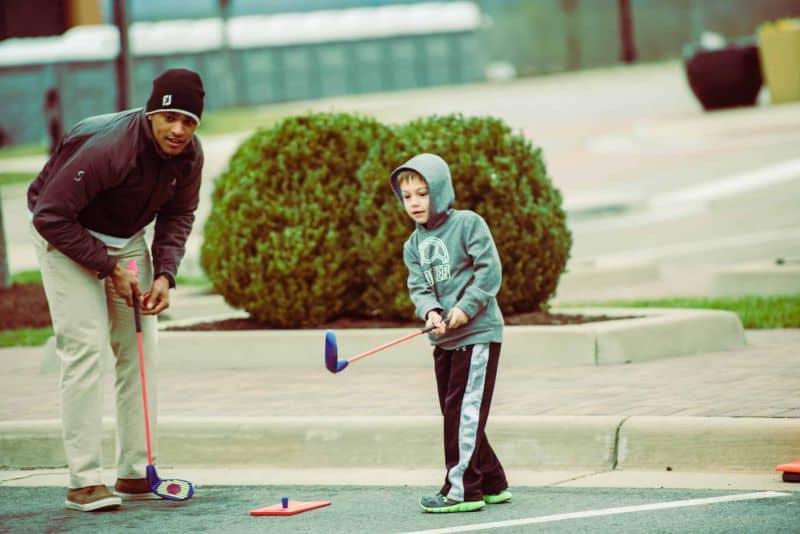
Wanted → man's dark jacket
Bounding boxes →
[28,108,204,285]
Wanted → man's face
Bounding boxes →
[148,112,197,156]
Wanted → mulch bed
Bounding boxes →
[1,283,52,330]
[1,283,637,332]
[165,309,636,331]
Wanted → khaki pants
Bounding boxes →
[31,222,159,488]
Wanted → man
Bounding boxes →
[27,68,205,511]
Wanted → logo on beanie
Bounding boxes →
[146,69,205,123]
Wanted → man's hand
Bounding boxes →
[110,264,141,307]
[446,307,469,330]
[140,275,171,315]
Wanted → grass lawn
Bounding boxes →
[11,270,43,285]
[176,273,212,287]
[198,106,289,136]
[0,106,283,158]
[13,270,210,288]
[561,295,800,329]
[0,101,302,157]
[0,143,47,159]
[0,172,36,187]
[0,327,52,348]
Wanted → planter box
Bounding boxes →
[683,39,762,111]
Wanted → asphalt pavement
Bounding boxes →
[2,485,799,533]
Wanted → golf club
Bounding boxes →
[325,324,437,373]
[129,260,194,501]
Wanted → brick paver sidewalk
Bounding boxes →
[3,329,797,422]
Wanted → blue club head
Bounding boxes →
[146,464,159,487]
[147,464,194,501]
[324,330,348,373]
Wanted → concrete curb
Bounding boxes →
[712,262,800,297]
[147,307,744,369]
[2,416,798,472]
[616,416,800,472]
[39,307,746,373]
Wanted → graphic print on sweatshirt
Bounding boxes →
[419,236,451,286]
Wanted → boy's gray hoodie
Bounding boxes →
[390,153,504,349]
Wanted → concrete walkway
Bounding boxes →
[3,328,795,421]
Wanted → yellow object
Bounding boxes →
[68,0,103,27]
[758,18,800,104]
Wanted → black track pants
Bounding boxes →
[433,342,508,502]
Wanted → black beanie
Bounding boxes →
[145,68,205,124]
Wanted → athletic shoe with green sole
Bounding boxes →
[420,494,485,513]
[484,490,512,504]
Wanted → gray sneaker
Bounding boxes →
[65,485,122,512]
[420,494,485,513]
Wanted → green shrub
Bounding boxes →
[352,126,414,319]
[201,113,397,327]
[202,112,571,326]
[355,114,571,319]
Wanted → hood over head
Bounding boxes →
[390,153,454,229]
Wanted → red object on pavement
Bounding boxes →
[250,500,331,516]
[775,460,800,482]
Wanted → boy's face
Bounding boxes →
[399,176,430,224]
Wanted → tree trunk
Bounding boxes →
[0,191,10,288]
[113,0,131,111]
[618,0,637,63]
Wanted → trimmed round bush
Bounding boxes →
[201,113,397,327]
[355,114,571,319]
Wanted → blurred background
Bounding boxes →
[1,0,800,305]
[1,0,800,147]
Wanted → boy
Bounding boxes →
[390,153,511,513]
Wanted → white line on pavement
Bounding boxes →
[650,158,800,207]
[400,491,790,534]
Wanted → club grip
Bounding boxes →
[128,260,141,332]
[421,317,450,334]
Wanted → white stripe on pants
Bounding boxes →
[31,222,159,488]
